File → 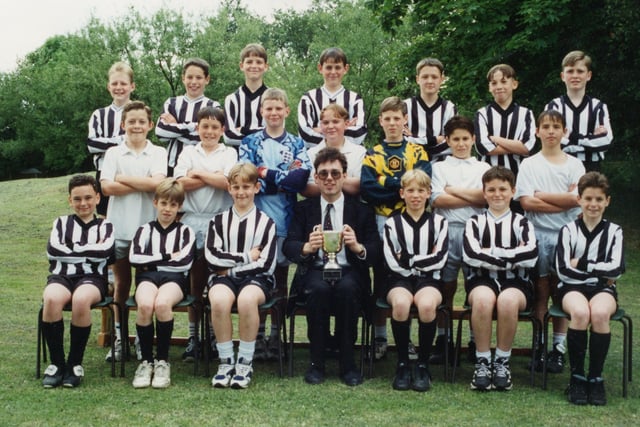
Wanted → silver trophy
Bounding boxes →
[322,230,343,282]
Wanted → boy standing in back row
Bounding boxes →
[87,62,135,216]
[475,64,535,179]
[545,50,612,172]
[404,58,457,163]
[156,58,221,176]
[298,47,367,147]
[224,43,269,148]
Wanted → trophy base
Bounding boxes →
[323,268,342,283]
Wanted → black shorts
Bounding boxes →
[465,276,534,311]
[135,271,188,296]
[207,275,274,301]
[558,283,618,303]
[386,272,443,297]
[46,274,107,299]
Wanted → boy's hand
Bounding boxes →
[170,251,181,260]
[594,126,607,135]
[346,117,358,127]
[403,125,412,137]
[288,159,302,170]
[249,246,262,262]
[257,166,268,178]
[570,258,579,268]
[568,183,577,192]
[159,112,177,123]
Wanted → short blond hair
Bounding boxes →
[241,43,267,62]
[401,169,431,189]
[562,50,592,70]
[261,88,288,107]
[108,61,134,82]
[229,163,259,185]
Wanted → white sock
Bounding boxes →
[216,340,234,363]
[495,347,511,360]
[115,323,121,340]
[238,340,256,363]
[476,350,492,362]
[553,333,566,352]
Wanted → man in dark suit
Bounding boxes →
[283,147,379,386]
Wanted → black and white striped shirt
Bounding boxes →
[223,84,267,147]
[155,95,221,168]
[298,86,367,146]
[475,102,536,175]
[404,96,457,162]
[204,206,277,281]
[383,211,449,280]
[87,104,125,171]
[47,215,115,277]
[129,221,195,275]
[556,218,624,287]
[463,210,538,283]
[545,95,613,163]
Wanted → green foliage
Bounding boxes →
[1,0,639,178]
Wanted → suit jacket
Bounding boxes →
[283,194,380,300]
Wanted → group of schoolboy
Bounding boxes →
[42,44,623,406]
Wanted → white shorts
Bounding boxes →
[181,213,212,250]
[534,228,560,278]
[442,223,468,283]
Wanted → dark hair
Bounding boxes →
[578,171,610,196]
[122,100,152,123]
[68,174,98,194]
[182,57,210,77]
[482,166,515,189]
[537,110,566,128]
[314,147,348,173]
[241,43,268,62]
[444,115,474,137]
[319,47,348,65]
[487,64,517,81]
[197,106,225,125]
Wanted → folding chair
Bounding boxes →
[542,304,633,397]
[121,294,200,376]
[202,296,286,378]
[369,298,451,381]
[451,305,541,386]
[36,296,123,378]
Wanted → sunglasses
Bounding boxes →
[316,169,343,180]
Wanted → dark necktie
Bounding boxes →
[323,203,334,231]
[323,204,333,263]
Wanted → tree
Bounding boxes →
[366,0,640,167]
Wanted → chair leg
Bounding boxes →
[203,306,211,378]
[542,312,551,390]
[441,307,450,382]
[451,310,467,383]
[528,315,541,387]
[271,305,284,378]
[192,301,200,377]
[288,310,296,377]
[626,315,633,383]
[36,306,44,379]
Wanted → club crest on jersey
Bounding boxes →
[387,155,402,172]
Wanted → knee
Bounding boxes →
[568,306,590,326]
[590,309,612,329]
[391,302,411,321]
[417,303,437,323]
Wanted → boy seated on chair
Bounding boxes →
[42,174,115,388]
[462,166,538,391]
[283,147,379,386]
[204,162,277,389]
[383,169,448,392]
[556,172,624,406]
[129,178,195,389]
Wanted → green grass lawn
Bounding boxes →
[1,175,638,426]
